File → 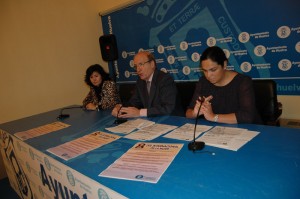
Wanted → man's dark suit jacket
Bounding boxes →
[127,69,183,117]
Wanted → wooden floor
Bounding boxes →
[0,178,20,199]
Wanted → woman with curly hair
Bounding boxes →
[83,64,120,110]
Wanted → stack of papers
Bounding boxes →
[196,126,259,151]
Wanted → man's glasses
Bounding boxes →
[133,60,151,70]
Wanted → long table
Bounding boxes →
[1,106,300,199]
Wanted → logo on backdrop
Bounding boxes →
[238,32,250,43]
[278,59,292,71]
[207,37,217,47]
[180,41,188,51]
[183,66,191,75]
[240,62,252,73]
[277,26,291,38]
[254,45,267,56]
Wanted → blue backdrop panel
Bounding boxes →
[101,0,300,95]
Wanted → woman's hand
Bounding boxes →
[86,103,98,111]
[200,96,215,121]
[192,96,212,117]
[111,104,122,117]
[193,96,204,117]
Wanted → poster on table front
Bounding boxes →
[101,0,300,95]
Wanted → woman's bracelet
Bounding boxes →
[213,114,219,122]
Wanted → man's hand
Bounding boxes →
[118,107,140,118]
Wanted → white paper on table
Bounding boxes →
[14,121,70,141]
[120,118,155,129]
[105,118,155,134]
[196,126,260,151]
[163,123,213,141]
[228,130,260,151]
[47,131,121,160]
[105,125,137,134]
[124,123,178,141]
[99,142,183,183]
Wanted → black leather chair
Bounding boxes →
[176,81,196,113]
[252,79,282,126]
[117,83,136,104]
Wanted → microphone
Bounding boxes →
[57,105,83,120]
[188,97,205,152]
[114,105,127,124]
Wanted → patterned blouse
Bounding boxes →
[83,80,120,110]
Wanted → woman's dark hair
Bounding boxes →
[200,46,228,67]
[84,64,111,87]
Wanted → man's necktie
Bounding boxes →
[147,81,151,94]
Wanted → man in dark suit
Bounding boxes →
[112,51,182,118]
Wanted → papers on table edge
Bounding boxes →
[47,131,121,161]
[14,121,70,141]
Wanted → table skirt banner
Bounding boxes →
[0,129,127,199]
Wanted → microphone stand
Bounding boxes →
[57,105,83,120]
[188,98,205,152]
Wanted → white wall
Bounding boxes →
[0,0,98,124]
[0,0,129,180]
[278,95,300,119]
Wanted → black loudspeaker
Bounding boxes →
[99,34,118,61]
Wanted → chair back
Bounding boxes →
[252,79,282,125]
[117,83,136,104]
[176,81,197,112]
